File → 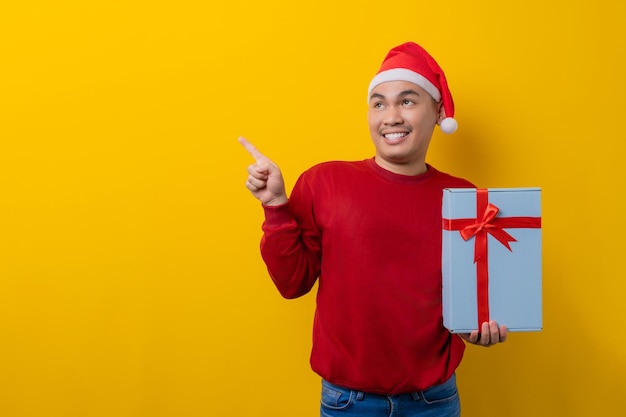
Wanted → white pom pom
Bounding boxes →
[440,117,458,134]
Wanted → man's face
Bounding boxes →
[368,80,441,175]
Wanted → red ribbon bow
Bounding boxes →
[442,189,541,327]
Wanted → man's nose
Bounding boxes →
[383,107,403,124]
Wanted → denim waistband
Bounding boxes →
[322,373,456,401]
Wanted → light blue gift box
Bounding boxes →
[442,188,542,333]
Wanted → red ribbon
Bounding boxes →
[442,189,541,328]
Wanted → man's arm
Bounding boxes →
[239,137,321,299]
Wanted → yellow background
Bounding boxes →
[1,1,624,416]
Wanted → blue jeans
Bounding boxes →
[320,374,460,417]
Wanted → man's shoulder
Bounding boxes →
[429,166,476,188]
[302,159,369,177]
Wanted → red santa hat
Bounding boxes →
[368,42,458,134]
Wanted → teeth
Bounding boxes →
[384,132,407,139]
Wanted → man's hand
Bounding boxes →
[238,137,288,206]
[459,321,508,347]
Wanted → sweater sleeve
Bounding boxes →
[259,174,321,299]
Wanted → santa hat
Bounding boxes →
[368,42,458,134]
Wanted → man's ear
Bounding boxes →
[436,101,446,125]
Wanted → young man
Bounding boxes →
[240,42,507,417]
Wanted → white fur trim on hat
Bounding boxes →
[368,68,441,102]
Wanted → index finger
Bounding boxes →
[238,136,265,161]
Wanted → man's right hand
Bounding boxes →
[238,137,288,206]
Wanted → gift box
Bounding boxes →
[442,188,542,333]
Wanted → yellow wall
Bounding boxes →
[1,1,624,416]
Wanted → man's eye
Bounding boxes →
[373,102,383,109]
[402,99,414,105]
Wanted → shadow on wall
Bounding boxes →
[428,113,522,188]
[457,251,624,417]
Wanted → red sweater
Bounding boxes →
[260,158,474,394]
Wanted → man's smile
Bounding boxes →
[382,131,410,142]
[383,132,409,139]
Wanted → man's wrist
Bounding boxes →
[262,196,288,207]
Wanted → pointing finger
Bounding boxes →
[238,136,265,161]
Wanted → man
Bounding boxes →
[240,42,507,417]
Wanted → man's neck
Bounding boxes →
[374,157,428,176]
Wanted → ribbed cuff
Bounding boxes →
[262,201,292,227]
